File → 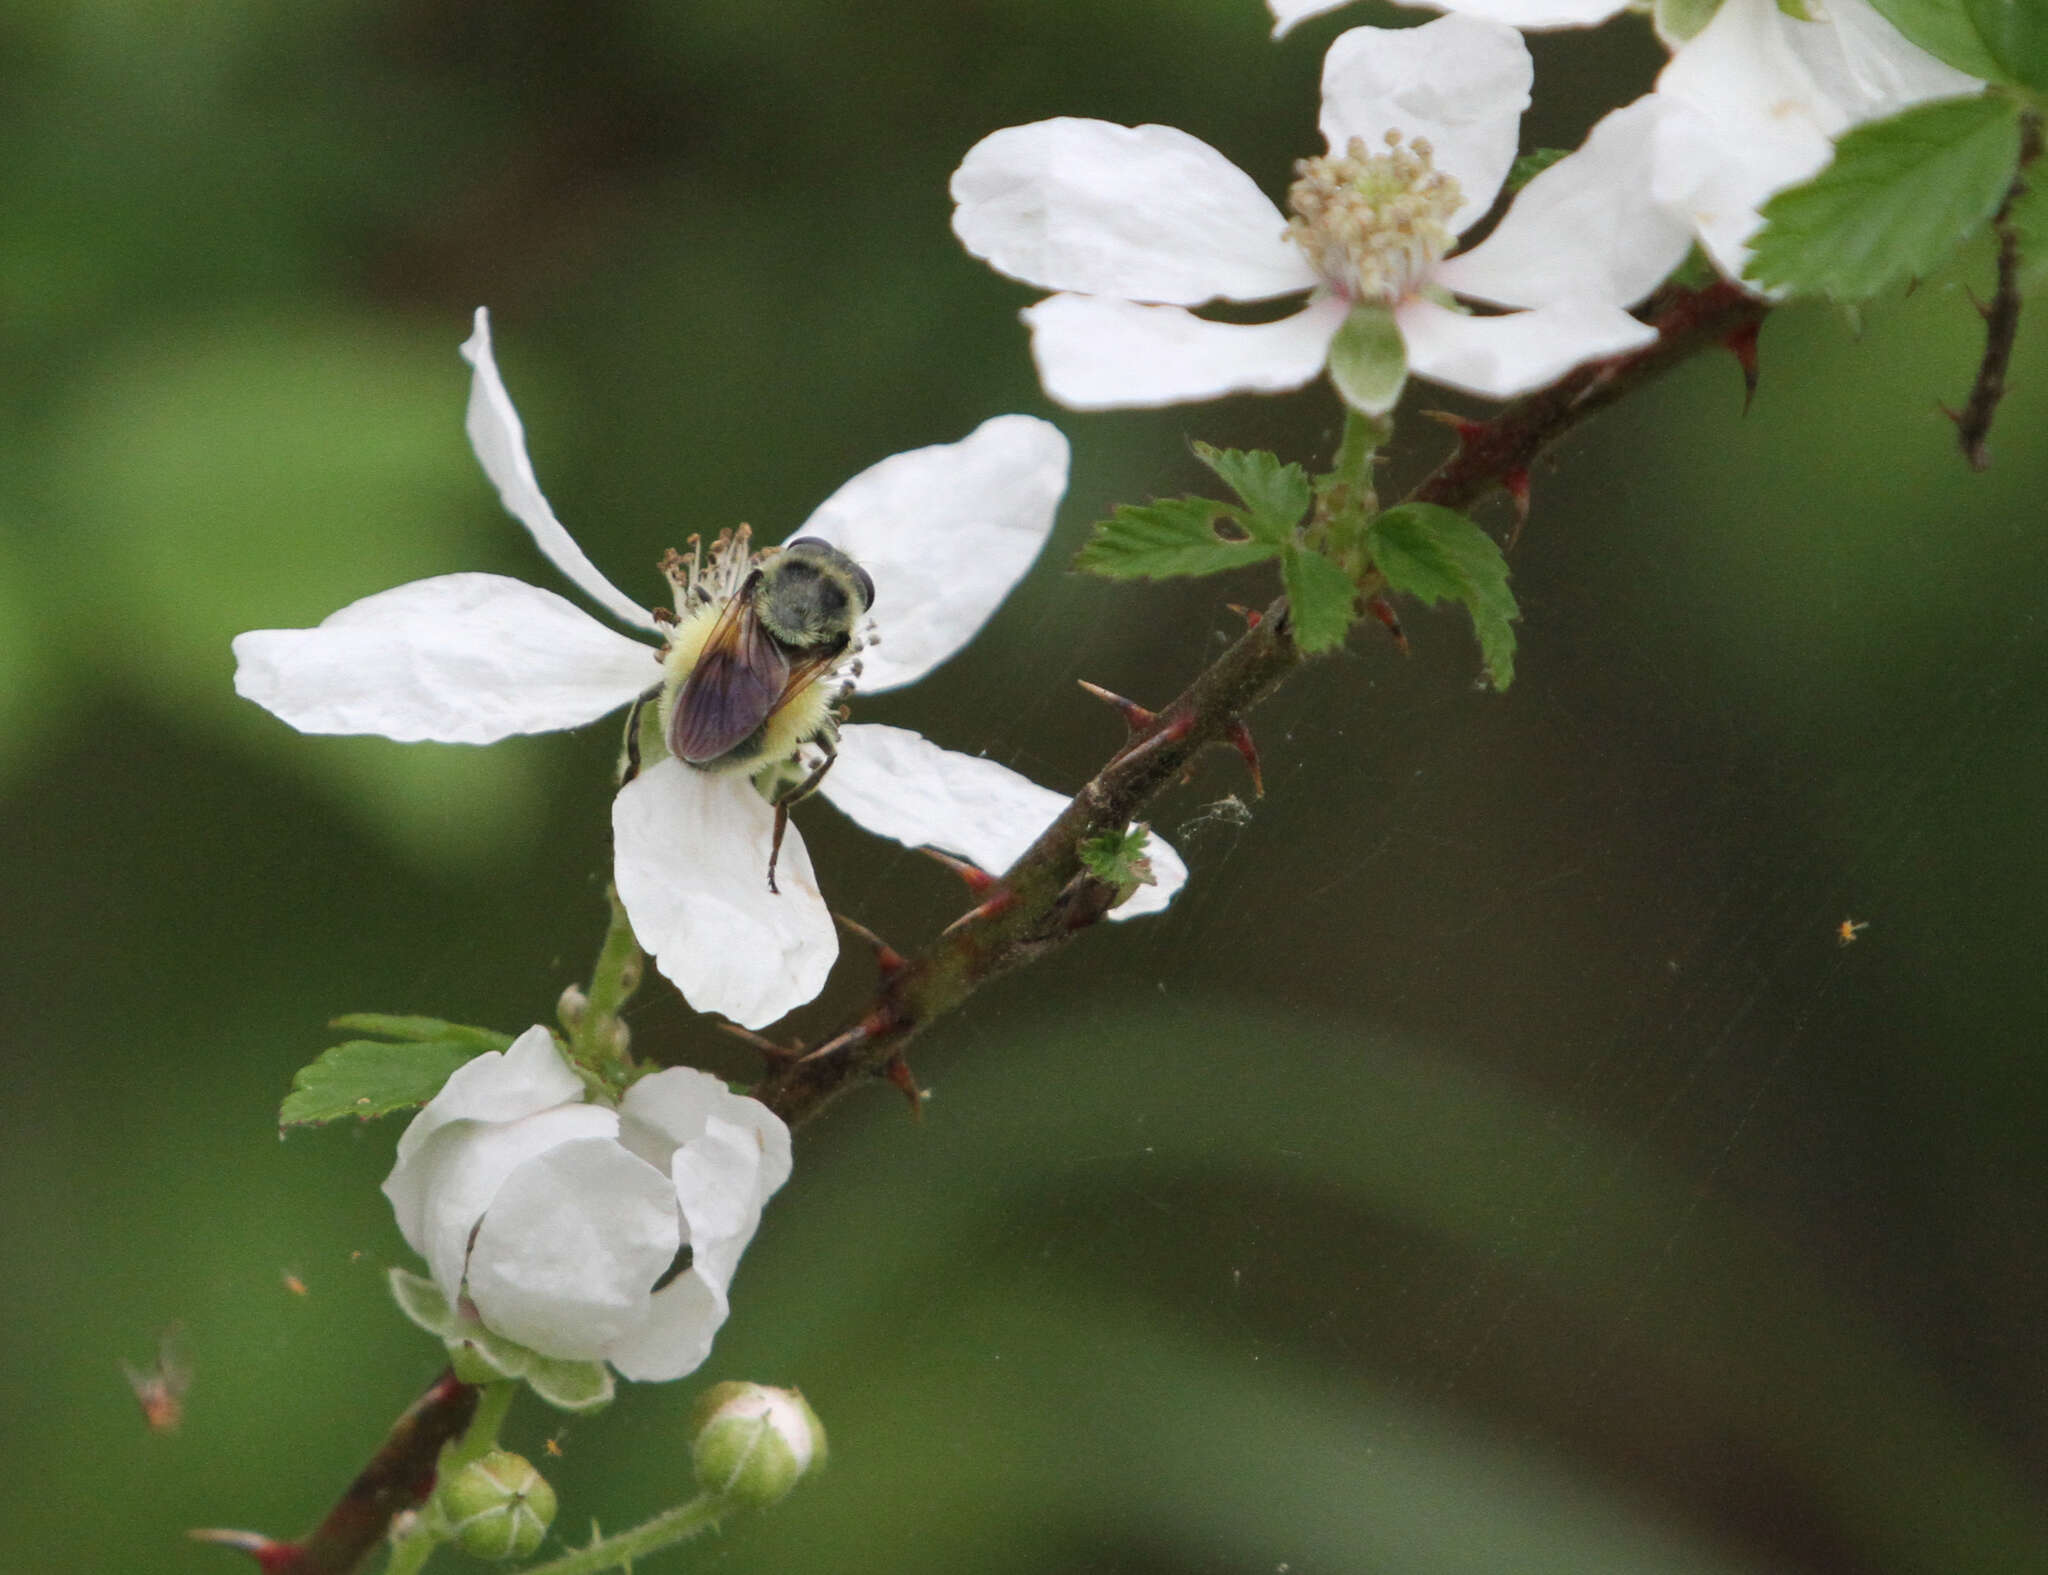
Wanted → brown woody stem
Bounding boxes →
[756,281,1768,1129]
[1955,110,2041,472]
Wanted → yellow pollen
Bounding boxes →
[1285,132,1465,304]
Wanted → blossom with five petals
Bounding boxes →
[234,309,1185,1029]
[382,1026,789,1382]
[949,15,1687,413]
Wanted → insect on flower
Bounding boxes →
[643,531,876,893]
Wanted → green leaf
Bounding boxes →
[1326,302,1408,417]
[1079,824,1157,897]
[2012,173,2048,289]
[1282,546,1362,656]
[1075,497,1282,580]
[1190,444,1310,543]
[1747,95,2023,301]
[327,1013,513,1049]
[1504,148,1571,194]
[1867,0,2015,80]
[1964,0,2048,89]
[279,1037,484,1128]
[1367,503,1520,689]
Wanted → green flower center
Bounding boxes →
[1285,132,1464,305]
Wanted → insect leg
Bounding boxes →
[763,731,839,895]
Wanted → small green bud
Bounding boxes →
[691,1382,827,1509]
[440,1450,557,1561]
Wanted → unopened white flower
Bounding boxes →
[381,1027,790,1383]
[951,16,1685,414]
[1649,0,1983,279]
[234,310,1186,1028]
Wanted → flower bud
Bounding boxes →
[440,1450,557,1561]
[691,1382,826,1508]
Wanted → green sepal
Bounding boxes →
[281,1037,489,1129]
[1505,148,1572,194]
[390,1269,616,1413]
[1653,0,1723,46]
[1867,0,2017,81]
[1746,95,2024,301]
[1281,546,1361,655]
[1079,824,1157,900]
[1366,503,1520,689]
[1326,302,1408,417]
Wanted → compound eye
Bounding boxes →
[853,562,876,611]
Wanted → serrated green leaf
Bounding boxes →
[1505,148,1572,194]
[280,1037,481,1127]
[1964,0,2048,89]
[1867,0,2015,81]
[2012,174,2048,288]
[328,1013,513,1049]
[1079,824,1157,895]
[1282,546,1361,656]
[1747,95,2022,301]
[1075,497,1283,580]
[1367,503,1520,689]
[1190,444,1310,542]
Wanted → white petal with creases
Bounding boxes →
[612,760,837,1029]
[460,308,659,634]
[797,416,1067,691]
[1319,16,1532,228]
[951,120,1313,305]
[605,1265,727,1382]
[466,1136,681,1361]
[1024,293,1345,411]
[233,573,660,742]
[1434,96,1693,310]
[822,724,1185,922]
[1398,296,1653,400]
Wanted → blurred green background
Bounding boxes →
[3,3,2044,1572]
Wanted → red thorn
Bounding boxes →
[1937,402,1965,427]
[1420,408,1487,444]
[833,912,906,978]
[1365,595,1409,654]
[1225,719,1265,797]
[797,1021,869,1065]
[1077,679,1158,732]
[942,887,1019,936]
[1722,319,1760,413]
[188,1531,304,1573]
[1225,602,1264,630]
[917,846,996,893]
[881,1053,924,1117]
[1159,710,1196,744]
[713,1019,799,1064]
[1501,466,1531,550]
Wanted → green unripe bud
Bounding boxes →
[691,1382,827,1509]
[440,1450,557,1561]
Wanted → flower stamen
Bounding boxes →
[1286,131,1464,305]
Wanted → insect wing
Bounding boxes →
[669,595,791,765]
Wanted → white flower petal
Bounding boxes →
[1784,0,1980,122]
[389,1026,581,1175]
[1397,297,1654,400]
[1433,96,1694,310]
[670,1113,772,1293]
[395,1103,620,1303]
[796,416,1067,692]
[612,760,836,1029]
[604,1266,727,1383]
[823,723,1185,923]
[466,1136,681,1361]
[233,572,660,743]
[621,1068,794,1199]
[1117,832,1189,919]
[1393,0,1633,24]
[950,120,1314,305]
[460,308,660,635]
[1319,16,1532,226]
[1023,293,1346,410]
